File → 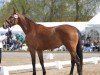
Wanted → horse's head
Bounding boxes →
[3,8,19,29]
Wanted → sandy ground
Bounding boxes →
[1,52,100,75]
[10,63,100,75]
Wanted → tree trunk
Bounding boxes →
[75,0,79,21]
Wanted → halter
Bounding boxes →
[6,14,18,27]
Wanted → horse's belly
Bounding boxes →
[41,38,62,50]
[26,34,62,50]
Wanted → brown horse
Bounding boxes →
[3,9,83,75]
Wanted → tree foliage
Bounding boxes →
[0,0,100,26]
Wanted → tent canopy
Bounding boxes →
[89,13,100,24]
[0,22,87,32]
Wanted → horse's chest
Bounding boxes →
[25,35,39,48]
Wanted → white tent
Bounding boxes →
[89,13,100,24]
[0,22,87,32]
[85,13,100,39]
[0,25,23,32]
[37,22,87,31]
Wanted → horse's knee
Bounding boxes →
[72,54,80,65]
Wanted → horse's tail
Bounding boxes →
[77,30,83,66]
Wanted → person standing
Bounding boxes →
[0,34,7,63]
[0,35,4,63]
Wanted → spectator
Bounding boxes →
[10,35,17,50]
[84,41,92,52]
[0,42,1,63]
[15,34,24,50]
[90,42,95,51]
[1,34,7,50]
[5,29,12,50]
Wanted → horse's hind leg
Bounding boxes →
[64,45,81,75]
[37,50,46,75]
[70,50,82,75]
[71,52,82,75]
[69,57,75,75]
[76,54,82,75]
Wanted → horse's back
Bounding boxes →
[55,24,78,37]
[56,24,78,32]
[37,24,78,36]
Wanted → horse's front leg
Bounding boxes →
[30,49,36,75]
[37,50,46,75]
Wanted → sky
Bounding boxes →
[0,0,3,7]
[0,0,10,7]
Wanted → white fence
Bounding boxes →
[0,57,100,75]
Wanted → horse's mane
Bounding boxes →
[23,15,45,27]
[23,15,36,24]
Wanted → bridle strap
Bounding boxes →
[6,17,16,27]
[6,20,11,27]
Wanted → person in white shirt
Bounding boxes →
[0,34,7,63]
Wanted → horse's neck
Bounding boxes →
[18,16,37,35]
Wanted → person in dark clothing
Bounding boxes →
[84,42,91,47]
[6,29,12,50]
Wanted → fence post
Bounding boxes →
[55,61,63,69]
[0,66,9,75]
[46,53,54,59]
[90,57,98,64]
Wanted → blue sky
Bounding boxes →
[0,0,11,7]
[0,0,4,7]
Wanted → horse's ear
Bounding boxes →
[13,7,16,14]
